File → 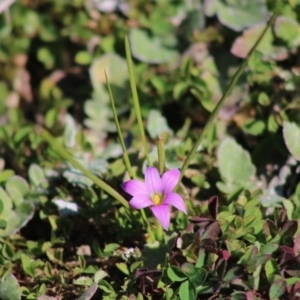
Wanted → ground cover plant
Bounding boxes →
[1,0,300,299]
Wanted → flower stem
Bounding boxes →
[36,126,129,209]
[155,219,164,242]
[157,136,165,175]
[178,13,278,184]
[125,36,151,166]
[105,71,134,179]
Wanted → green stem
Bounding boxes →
[178,13,277,184]
[125,36,151,166]
[105,71,134,179]
[157,136,165,175]
[36,126,129,209]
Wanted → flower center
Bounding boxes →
[152,194,161,205]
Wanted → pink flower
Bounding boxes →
[121,167,187,230]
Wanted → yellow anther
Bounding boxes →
[152,194,161,205]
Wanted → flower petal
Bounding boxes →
[161,169,180,194]
[145,167,162,195]
[150,205,170,230]
[121,180,147,196]
[163,192,187,214]
[129,194,153,209]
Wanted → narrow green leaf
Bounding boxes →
[36,127,129,209]
[157,136,165,175]
[178,13,277,184]
[105,71,134,179]
[125,36,151,166]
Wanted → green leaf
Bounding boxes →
[187,267,207,287]
[214,0,269,32]
[98,280,115,294]
[103,243,119,253]
[265,260,279,283]
[0,202,34,237]
[0,188,13,214]
[179,280,196,300]
[217,138,256,192]
[269,278,287,299]
[129,28,178,64]
[0,219,7,229]
[147,110,173,139]
[75,51,92,65]
[28,164,45,186]
[223,266,244,282]
[0,274,21,300]
[37,47,55,69]
[229,291,247,300]
[0,170,14,183]
[74,277,93,286]
[242,119,265,136]
[94,270,108,283]
[5,176,29,207]
[89,53,128,96]
[116,263,129,275]
[274,16,299,45]
[231,24,274,58]
[283,121,300,160]
[167,266,187,282]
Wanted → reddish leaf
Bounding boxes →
[294,233,300,256]
[201,222,221,240]
[284,255,300,277]
[280,247,295,265]
[200,238,218,253]
[208,196,218,220]
[264,219,278,237]
[287,281,300,300]
[280,220,298,239]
